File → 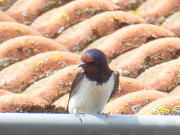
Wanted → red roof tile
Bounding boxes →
[56,11,146,52]
[137,96,180,115]
[0,94,48,112]
[31,0,119,38]
[137,57,180,92]
[24,65,80,103]
[0,12,16,22]
[0,22,40,43]
[110,0,145,10]
[110,37,180,77]
[86,24,175,59]
[161,11,180,37]
[137,0,180,24]
[6,0,74,24]
[0,0,16,11]
[0,51,80,92]
[0,36,67,70]
[0,0,179,114]
[103,90,167,114]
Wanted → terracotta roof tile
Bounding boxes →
[169,85,180,96]
[0,36,67,70]
[137,57,180,92]
[0,51,80,93]
[31,0,119,38]
[110,0,145,10]
[24,65,80,103]
[0,89,13,96]
[53,93,69,109]
[56,11,146,52]
[0,0,179,114]
[110,37,180,77]
[137,0,180,24]
[103,90,168,114]
[161,11,180,37]
[5,0,74,24]
[117,76,153,97]
[0,94,48,112]
[0,0,17,11]
[0,11,16,22]
[137,96,180,115]
[85,24,175,59]
[0,22,40,43]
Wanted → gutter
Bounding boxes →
[0,113,180,135]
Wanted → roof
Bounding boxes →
[0,0,179,115]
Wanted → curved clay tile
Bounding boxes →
[116,76,153,97]
[110,37,180,78]
[0,12,16,22]
[0,22,40,44]
[0,51,80,93]
[0,36,67,70]
[0,94,48,112]
[6,0,74,24]
[53,93,69,109]
[81,36,108,53]
[86,24,175,60]
[24,65,80,103]
[169,85,180,96]
[137,96,180,115]
[137,0,180,24]
[110,0,145,10]
[31,0,119,38]
[0,0,17,11]
[103,90,167,114]
[161,11,180,37]
[0,89,13,96]
[56,11,146,52]
[137,57,180,92]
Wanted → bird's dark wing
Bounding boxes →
[108,71,119,101]
[66,69,84,113]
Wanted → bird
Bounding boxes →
[67,48,119,114]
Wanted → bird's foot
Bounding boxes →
[75,109,85,123]
[102,112,110,119]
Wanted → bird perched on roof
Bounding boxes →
[67,48,119,114]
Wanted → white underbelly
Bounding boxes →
[68,74,115,114]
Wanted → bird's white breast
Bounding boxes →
[68,73,115,114]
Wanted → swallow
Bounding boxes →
[67,48,119,114]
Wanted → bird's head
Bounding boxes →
[79,49,109,74]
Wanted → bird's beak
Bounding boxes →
[78,61,86,68]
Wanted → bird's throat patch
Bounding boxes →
[84,66,98,73]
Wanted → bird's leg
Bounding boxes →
[102,112,110,119]
[98,111,108,118]
[74,108,85,123]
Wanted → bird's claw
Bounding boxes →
[102,112,110,119]
[75,110,85,123]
